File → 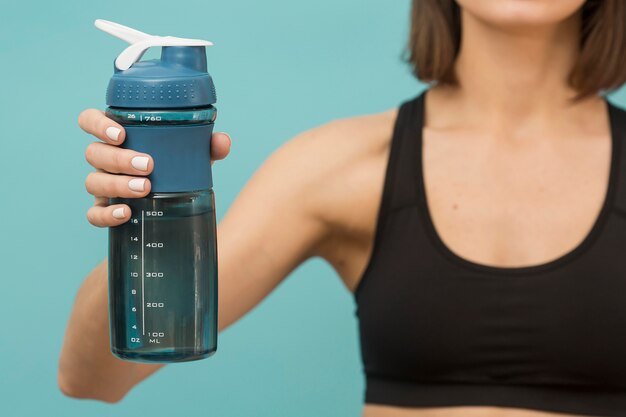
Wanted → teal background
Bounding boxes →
[0,1,420,416]
[3,1,626,417]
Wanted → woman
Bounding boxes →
[59,0,626,416]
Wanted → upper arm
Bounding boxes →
[216,110,397,329]
[216,124,333,329]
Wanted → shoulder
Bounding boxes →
[275,108,398,167]
[252,107,399,227]
[301,109,399,230]
[258,108,398,192]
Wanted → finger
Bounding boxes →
[85,171,151,198]
[211,132,231,163]
[85,142,153,175]
[87,202,132,227]
[78,109,126,145]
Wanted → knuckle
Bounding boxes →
[86,208,97,225]
[81,109,101,131]
[78,109,91,127]
[85,143,97,164]
[84,172,95,192]
[96,115,108,136]
[104,177,118,197]
[113,150,125,172]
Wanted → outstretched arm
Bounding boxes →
[58,109,332,402]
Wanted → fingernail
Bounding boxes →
[128,178,146,192]
[131,156,149,171]
[112,207,126,219]
[106,127,121,141]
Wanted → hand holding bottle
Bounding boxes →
[79,109,231,227]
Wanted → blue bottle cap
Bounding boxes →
[96,19,216,109]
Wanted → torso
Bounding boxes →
[315,87,613,417]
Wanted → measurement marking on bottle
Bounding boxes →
[141,210,145,336]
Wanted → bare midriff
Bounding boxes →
[362,404,590,417]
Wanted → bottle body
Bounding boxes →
[109,191,217,362]
[106,107,217,362]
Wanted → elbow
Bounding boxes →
[58,370,126,404]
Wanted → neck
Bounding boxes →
[451,10,584,124]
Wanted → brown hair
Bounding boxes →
[408,0,626,98]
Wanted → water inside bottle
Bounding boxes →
[108,190,217,362]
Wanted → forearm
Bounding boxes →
[58,259,162,402]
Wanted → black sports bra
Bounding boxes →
[354,90,626,416]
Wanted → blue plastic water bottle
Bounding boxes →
[95,20,218,362]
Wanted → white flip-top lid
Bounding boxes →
[95,19,213,71]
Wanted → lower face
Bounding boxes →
[455,0,587,28]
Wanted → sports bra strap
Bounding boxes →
[608,100,626,212]
[379,91,426,217]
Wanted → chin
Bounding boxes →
[456,0,586,28]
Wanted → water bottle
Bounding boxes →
[95,20,218,362]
